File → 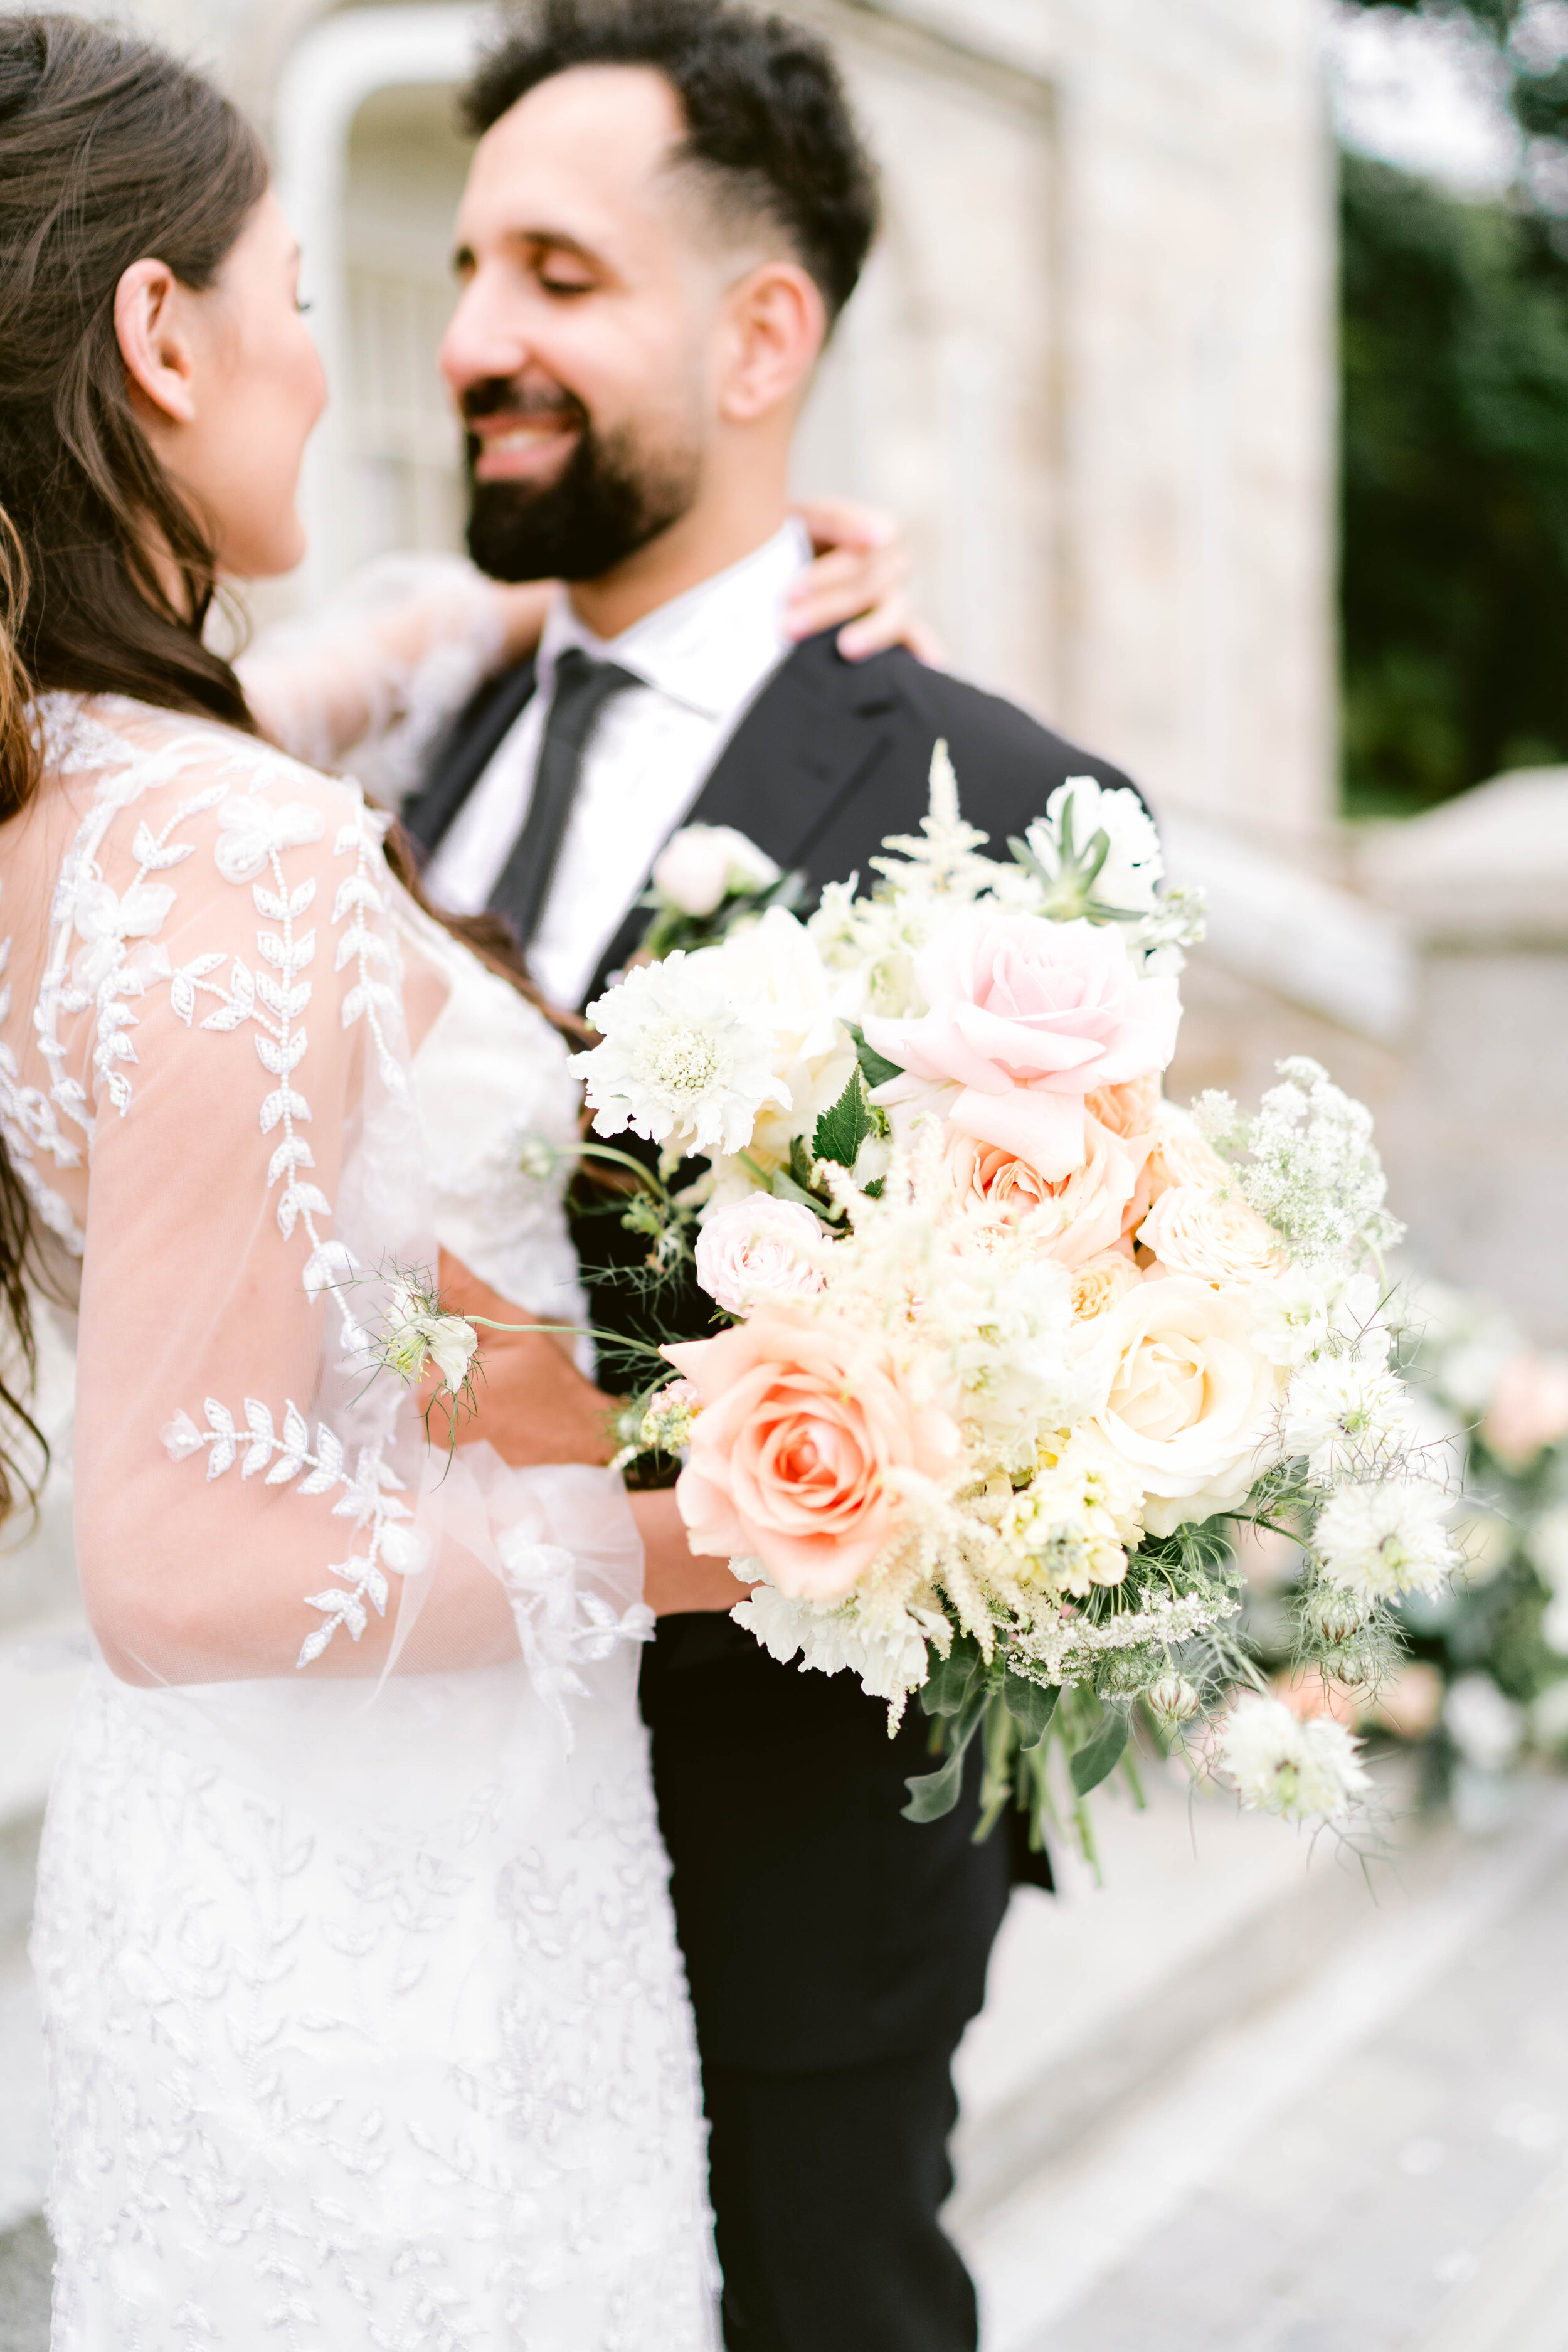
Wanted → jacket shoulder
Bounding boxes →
[793,635,1147,821]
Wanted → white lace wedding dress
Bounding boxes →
[0,581,717,2349]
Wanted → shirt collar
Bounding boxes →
[536,517,812,720]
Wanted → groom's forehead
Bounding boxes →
[457,65,694,259]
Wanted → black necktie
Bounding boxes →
[487,646,639,951]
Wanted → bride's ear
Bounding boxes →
[114,258,198,426]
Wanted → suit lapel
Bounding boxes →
[400,656,539,859]
[580,633,900,1010]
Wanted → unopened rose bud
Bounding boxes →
[1148,1673,1199,1726]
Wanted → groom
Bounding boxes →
[405,4,1142,2346]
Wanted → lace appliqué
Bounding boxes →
[34,703,420,1670]
[497,1531,655,1740]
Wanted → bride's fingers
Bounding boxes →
[785,536,909,633]
[792,493,898,554]
[834,591,946,666]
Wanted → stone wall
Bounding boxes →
[90,0,1337,853]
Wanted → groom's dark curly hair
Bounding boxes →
[462,0,881,321]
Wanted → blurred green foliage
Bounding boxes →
[1339,0,1568,816]
[1342,154,1568,815]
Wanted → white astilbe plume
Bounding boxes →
[576,950,786,1158]
[1313,1477,1458,1602]
[1217,1693,1369,1825]
[869,738,997,903]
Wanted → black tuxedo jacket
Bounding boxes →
[407,629,1142,2074]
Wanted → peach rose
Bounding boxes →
[1120,1099,1230,1240]
[664,1311,963,1601]
[1482,1349,1568,1470]
[940,1114,1138,1268]
[694,1197,826,1315]
[1085,1275,1281,1535]
[1137,1183,1281,1285]
[1069,1248,1142,1321]
[863,913,1180,1182]
[1085,1071,1162,1145]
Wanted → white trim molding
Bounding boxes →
[275,5,485,603]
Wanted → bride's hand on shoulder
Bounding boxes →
[787,495,945,665]
[487,497,943,670]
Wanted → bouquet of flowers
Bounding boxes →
[554,753,1456,1858]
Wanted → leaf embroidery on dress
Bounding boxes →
[29,701,421,1671]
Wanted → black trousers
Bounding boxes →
[704,2042,976,2352]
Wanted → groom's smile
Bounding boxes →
[464,374,586,486]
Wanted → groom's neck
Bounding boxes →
[567,443,792,642]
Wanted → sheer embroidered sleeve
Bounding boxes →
[50,711,642,1690]
[235,555,517,804]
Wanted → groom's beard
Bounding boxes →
[464,388,702,585]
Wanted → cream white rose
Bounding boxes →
[1084,1274,1283,1535]
[1138,1182,1281,1285]
[1068,1248,1142,1322]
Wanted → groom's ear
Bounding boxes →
[716,258,827,426]
[115,258,199,428]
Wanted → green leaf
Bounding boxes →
[1069,1705,1131,1798]
[1003,1672,1059,1750]
[788,1133,816,1193]
[903,1683,987,1822]
[813,1071,874,1170]
[902,1740,972,1823]
[847,1022,902,1091]
[920,1636,983,1717]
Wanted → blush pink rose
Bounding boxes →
[694,1196,827,1315]
[1482,1350,1568,1470]
[664,1311,962,1601]
[863,913,1179,1182]
[941,1113,1138,1268]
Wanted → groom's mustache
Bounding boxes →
[460,373,591,445]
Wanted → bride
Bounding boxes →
[0,20,918,2346]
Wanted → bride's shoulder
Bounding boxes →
[40,691,384,885]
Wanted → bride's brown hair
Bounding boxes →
[0,15,268,1517]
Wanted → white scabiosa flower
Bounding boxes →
[577,951,787,1158]
[1313,1478,1458,1602]
[1217,1693,1369,1824]
[1283,1355,1407,1485]
[731,1582,940,1703]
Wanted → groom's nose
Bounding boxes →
[440,269,520,405]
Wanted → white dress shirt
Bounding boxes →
[424,518,812,1009]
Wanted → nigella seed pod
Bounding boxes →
[1148,1673,1199,1727]
[1305,1586,1370,1648]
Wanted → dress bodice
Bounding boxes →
[408,917,591,1360]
